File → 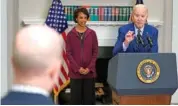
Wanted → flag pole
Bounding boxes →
[53,89,60,104]
[45,0,70,104]
[54,93,58,104]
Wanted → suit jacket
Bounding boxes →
[112,23,158,56]
[1,91,54,105]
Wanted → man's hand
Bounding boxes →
[124,31,134,46]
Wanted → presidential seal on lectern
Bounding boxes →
[137,59,160,83]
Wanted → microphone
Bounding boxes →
[146,33,153,47]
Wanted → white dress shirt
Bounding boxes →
[122,25,144,51]
[11,84,50,97]
[134,26,144,36]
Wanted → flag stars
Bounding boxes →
[45,0,68,33]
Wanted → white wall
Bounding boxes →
[1,0,19,98]
[0,0,8,98]
[171,0,178,104]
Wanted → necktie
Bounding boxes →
[137,29,144,45]
[137,29,141,37]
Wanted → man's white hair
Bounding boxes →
[129,4,148,22]
[12,25,64,70]
[133,4,148,14]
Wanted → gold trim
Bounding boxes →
[53,79,70,104]
[137,59,160,83]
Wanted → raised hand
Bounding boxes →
[124,30,134,46]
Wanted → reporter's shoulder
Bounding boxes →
[1,96,8,105]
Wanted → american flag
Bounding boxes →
[45,0,70,101]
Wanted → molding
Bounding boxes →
[22,18,163,27]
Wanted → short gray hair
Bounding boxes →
[12,25,64,70]
[133,4,148,14]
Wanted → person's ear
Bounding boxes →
[129,13,133,22]
[48,61,61,83]
[131,14,134,22]
[145,15,148,23]
[11,56,17,71]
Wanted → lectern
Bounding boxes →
[108,53,178,105]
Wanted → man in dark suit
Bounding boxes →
[113,4,158,56]
[1,25,64,105]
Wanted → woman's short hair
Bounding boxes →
[73,7,90,23]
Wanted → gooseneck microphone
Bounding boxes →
[137,34,144,45]
[146,32,153,47]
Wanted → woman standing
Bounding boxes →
[66,7,98,105]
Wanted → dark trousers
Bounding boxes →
[70,78,95,105]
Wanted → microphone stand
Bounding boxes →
[135,36,140,52]
[135,34,145,52]
[145,33,153,52]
